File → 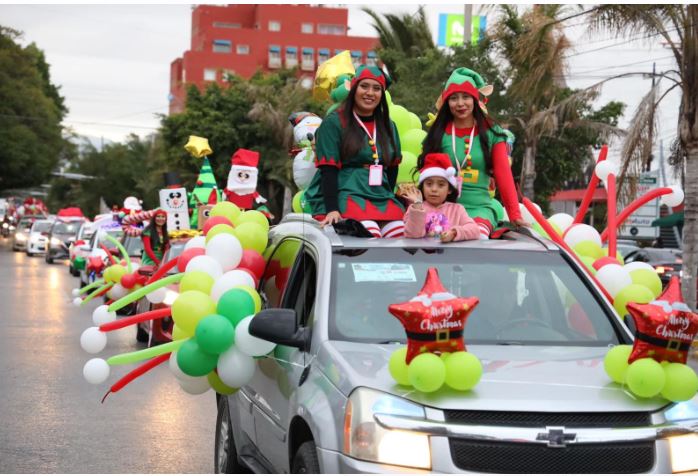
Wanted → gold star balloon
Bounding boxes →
[184,136,212,158]
[313,50,355,102]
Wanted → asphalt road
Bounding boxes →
[0,239,215,473]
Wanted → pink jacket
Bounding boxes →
[404,201,480,241]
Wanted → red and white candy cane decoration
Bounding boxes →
[122,210,155,236]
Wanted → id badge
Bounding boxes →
[460,168,479,183]
[368,164,383,186]
[456,176,463,197]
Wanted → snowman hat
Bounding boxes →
[231,149,260,170]
[418,153,458,189]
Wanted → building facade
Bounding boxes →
[169,4,379,114]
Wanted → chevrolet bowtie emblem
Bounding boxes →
[536,427,576,448]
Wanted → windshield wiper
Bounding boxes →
[496,341,524,345]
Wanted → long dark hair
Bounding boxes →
[145,214,168,251]
[340,81,398,166]
[418,98,506,175]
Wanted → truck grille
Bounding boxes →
[449,439,655,473]
[444,409,651,428]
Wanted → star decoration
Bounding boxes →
[388,268,479,364]
[184,136,212,158]
[627,276,698,364]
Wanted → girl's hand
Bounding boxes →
[440,229,457,243]
[403,187,423,204]
[321,211,342,227]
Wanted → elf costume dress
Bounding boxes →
[438,68,522,235]
[304,65,405,223]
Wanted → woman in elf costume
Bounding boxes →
[420,67,526,239]
[141,209,169,266]
[304,65,405,238]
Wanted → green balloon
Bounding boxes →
[390,105,411,137]
[180,271,214,294]
[195,314,235,355]
[444,352,482,391]
[400,129,427,156]
[397,151,418,185]
[171,289,217,337]
[661,363,698,402]
[407,112,422,131]
[603,345,632,384]
[207,371,238,395]
[176,339,218,377]
[613,284,655,317]
[206,224,236,243]
[574,240,605,260]
[388,347,410,386]
[292,191,304,213]
[234,222,268,254]
[407,353,446,393]
[233,210,270,233]
[210,201,241,223]
[630,269,663,298]
[384,90,393,105]
[580,256,597,275]
[217,288,256,327]
[625,358,665,398]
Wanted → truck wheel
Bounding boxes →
[214,396,249,473]
[292,441,320,474]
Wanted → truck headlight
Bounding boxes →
[50,237,62,246]
[669,434,698,473]
[343,387,431,470]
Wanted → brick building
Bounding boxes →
[169,4,380,114]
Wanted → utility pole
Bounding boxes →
[645,62,656,172]
[464,4,473,46]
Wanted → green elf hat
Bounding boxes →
[437,67,493,112]
[350,64,392,90]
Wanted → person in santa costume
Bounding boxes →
[402,153,479,242]
[223,148,268,211]
[303,64,405,238]
[420,67,527,239]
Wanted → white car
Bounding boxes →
[25,219,54,256]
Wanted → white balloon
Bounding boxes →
[548,213,574,233]
[81,327,108,354]
[177,375,211,395]
[185,255,223,280]
[72,288,80,297]
[169,351,188,380]
[235,315,276,357]
[83,358,110,384]
[217,346,256,388]
[206,233,243,271]
[73,297,83,307]
[92,305,117,326]
[595,161,619,181]
[210,270,257,302]
[293,149,318,189]
[596,264,632,298]
[184,236,207,251]
[623,262,655,273]
[109,284,127,300]
[519,202,541,224]
[661,185,684,208]
[130,262,140,272]
[564,223,602,248]
[146,287,167,304]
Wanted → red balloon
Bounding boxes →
[592,256,621,270]
[121,272,138,289]
[238,249,266,279]
[202,216,233,235]
[177,247,205,272]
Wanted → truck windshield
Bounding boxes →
[329,248,623,346]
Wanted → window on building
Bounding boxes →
[301,23,313,34]
[269,21,281,31]
[318,48,330,65]
[285,46,298,68]
[182,69,186,83]
[351,50,362,68]
[212,40,232,53]
[366,51,377,67]
[268,45,282,69]
[213,21,241,29]
[318,24,345,35]
[236,44,249,55]
[334,48,345,56]
[203,68,217,81]
[301,47,315,71]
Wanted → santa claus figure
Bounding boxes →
[223,149,267,210]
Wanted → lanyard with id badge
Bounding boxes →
[452,124,478,194]
[353,111,383,186]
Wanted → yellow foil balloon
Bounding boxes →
[313,50,355,102]
[184,135,212,158]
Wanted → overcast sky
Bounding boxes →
[0,3,681,182]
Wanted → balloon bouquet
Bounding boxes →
[520,144,697,402]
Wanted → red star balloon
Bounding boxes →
[388,268,479,364]
[627,276,698,364]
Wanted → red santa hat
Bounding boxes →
[418,153,458,189]
[231,149,260,170]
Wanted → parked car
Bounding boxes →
[68,221,96,276]
[616,239,641,260]
[45,218,84,264]
[214,214,698,474]
[25,219,55,256]
[624,247,683,285]
[11,216,37,251]
[77,224,123,287]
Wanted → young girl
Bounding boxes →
[403,153,480,242]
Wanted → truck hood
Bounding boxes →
[319,341,669,413]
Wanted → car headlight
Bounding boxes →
[2,223,7,229]
[669,434,698,473]
[50,237,62,246]
[15,233,25,240]
[343,387,431,470]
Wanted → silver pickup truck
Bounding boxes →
[215,214,698,473]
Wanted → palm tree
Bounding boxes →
[587,5,698,307]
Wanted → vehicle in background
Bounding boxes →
[134,238,189,346]
[11,216,37,251]
[25,219,55,256]
[0,198,8,237]
[45,219,84,264]
[624,247,683,286]
[77,224,123,287]
[69,222,95,276]
[616,239,641,260]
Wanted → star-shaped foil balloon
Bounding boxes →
[627,276,698,364]
[313,50,355,102]
[184,136,212,158]
[388,268,479,364]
